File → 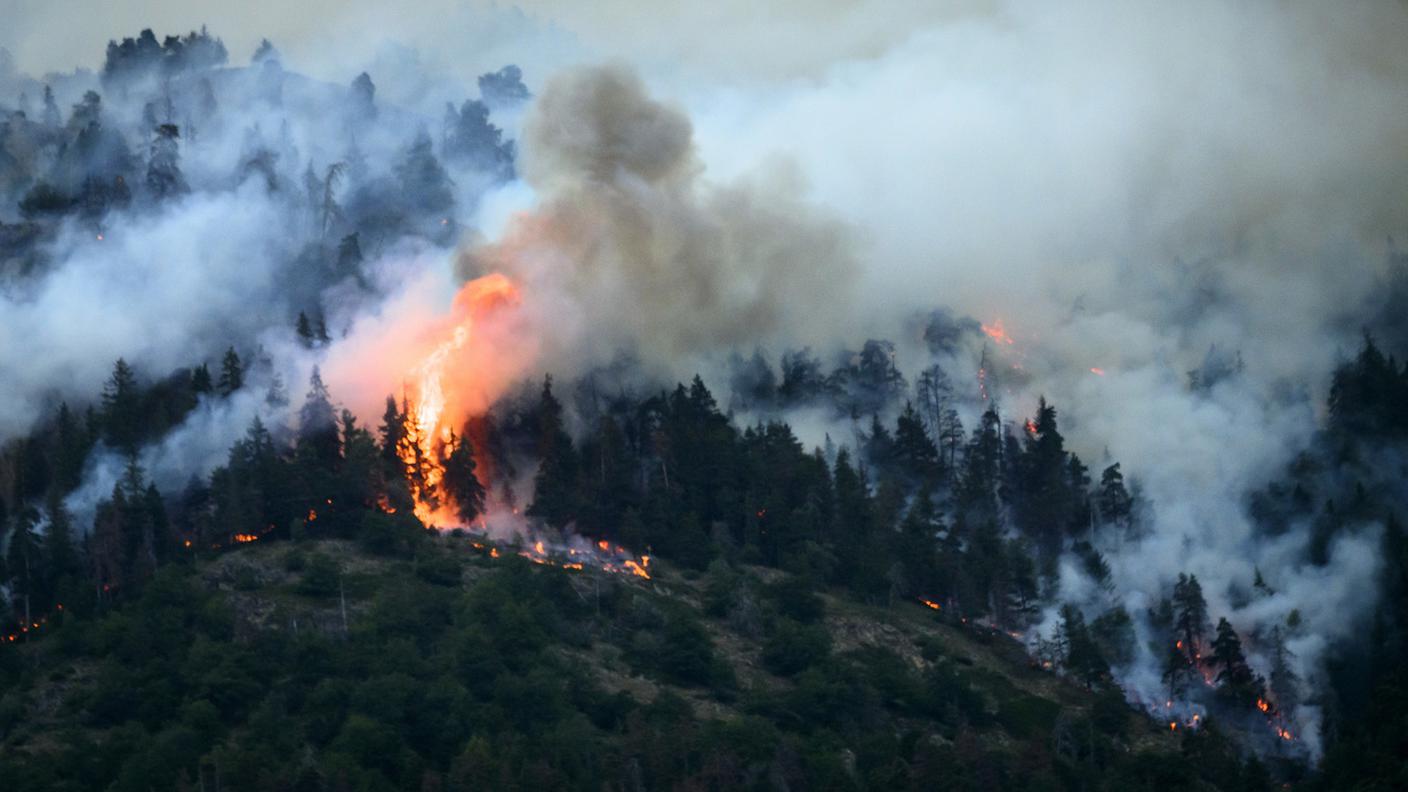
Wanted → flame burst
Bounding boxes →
[981,319,1015,346]
[396,273,522,527]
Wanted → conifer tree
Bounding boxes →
[218,347,243,396]
[101,358,141,451]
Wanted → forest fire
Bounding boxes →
[981,320,1015,345]
[478,534,652,580]
[392,273,522,527]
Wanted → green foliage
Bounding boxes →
[761,618,831,676]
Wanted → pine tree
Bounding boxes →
[101,358,142,451]
[53,402,90,492]
[527,376,578,527]
[350,72,376,120]
[1210,617,1265,706]
[218,347,243,396]
[190,363,213,395]
[379,396,405,466]
[1098,463,1132,526]
[894,401,941,484]
[146,123,186,199]
[296,311,315,347]
[43,490,80,594]
[441,427,486,525]
[6,505,41,631]
[298,367,340,466]
[1267,625,1299,715]
[42,85,60,127]
[1172,573,1210,661]
[1060,604,1109,688]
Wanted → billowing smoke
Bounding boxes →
[4,0,1408,763]
[458,64,855,381]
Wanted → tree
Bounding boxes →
[440,427,486,525]
[1267,625,1299,716]
[1172,573,1210,661]
[44,490,80,586]
[251,38,279,64]
[53,402,91,492]
[395,131,454,219]
[218,348,243,396]
[349,72,376,120]
[190,363,213,395]
[319,162,345,239]
[893,401,941,484]
[146,123,186,200]
[957,405,1002,522]
[444,99,514,181]
[527,377,577,527]
[42,84,60,127]
[1098,463,1132,527]
[299,367,340,467]
[296,311,315,347]
[1210,617,1265,707]
[6,505,41,630]
[379,396,406,467]
[477,65,530,109]
[101,358,142,451]
[1059,604,1109,688]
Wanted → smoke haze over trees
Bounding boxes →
[2,3,1408,789]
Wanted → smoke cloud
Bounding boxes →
[5,0,1408,760]
[457,64,855,381]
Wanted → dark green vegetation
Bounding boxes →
[12,343,1402,788]
[2,24,1407,790]
[0,530,1270,791]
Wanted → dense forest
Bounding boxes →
[2,23,1407,792]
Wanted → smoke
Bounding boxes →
[0,186,294,438]
[456,64,855,382]
[5,0,1408,759]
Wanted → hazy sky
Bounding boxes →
[1,0,991,85]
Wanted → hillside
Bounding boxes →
[0,531,1264,791]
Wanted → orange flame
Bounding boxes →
[919,598,942,611]
[395,273,522,527]
[981,320,1015,345]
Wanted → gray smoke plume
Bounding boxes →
[457,64,856,381]
[5,0,1408,760]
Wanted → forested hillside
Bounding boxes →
[3,19,1408,792]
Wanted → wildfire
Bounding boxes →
[1256,698,1270,713]
[918,598,943,611]
[1089,367,1105,376]
[233,533,261,543]
[981,320,1015,346]
[394,273,521,527]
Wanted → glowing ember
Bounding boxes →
[233,533,261,543]
[918,598,942,611]
[981,320,1015,345]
